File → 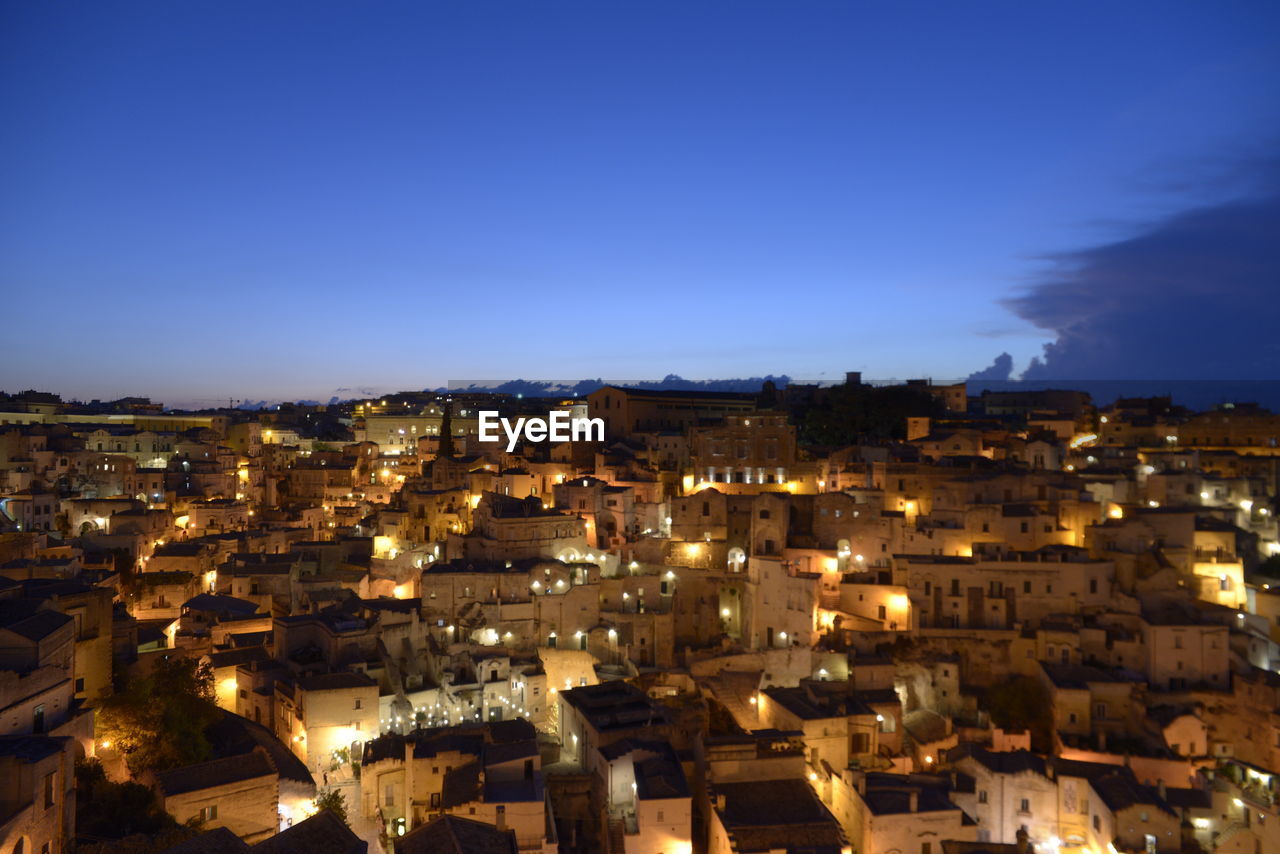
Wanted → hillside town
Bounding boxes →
[1,374,1279,854]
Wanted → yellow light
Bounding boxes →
[1108,505,1123,519]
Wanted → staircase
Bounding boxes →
[606,817,626,854]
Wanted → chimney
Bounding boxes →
[495,805,506,832]
[908,791,919,813]
[1016,825,1030,854]
[1157,780,1167,800]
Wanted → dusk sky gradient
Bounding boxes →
[3,1,1279,406]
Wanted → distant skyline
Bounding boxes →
[4,1,1279,403]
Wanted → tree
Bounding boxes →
[314,788,350,825]
[984,675,1054,752]
[796,383,946,447]
[75,758,198,852]
[96,655,221,775]
[437,400,455,458]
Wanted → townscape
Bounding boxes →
[1,374,1278,854]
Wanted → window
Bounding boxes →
[1019,798,1030,814]
[354,698,362,710]
[1095,702,1107,719]
[32,704,44,734]
[43,772,55,809]
[385,784,396,806]
[201,805,218,821]
[978,790,988,804]
[922,844,932,854]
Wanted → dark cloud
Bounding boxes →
[968,352,1014,381]
[1004,162,1280,381]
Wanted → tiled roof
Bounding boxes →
[714,779,844,852]
[253,810,365,854]
[394,814,517,854]
[155,749,276,796]
[158,827,250,853]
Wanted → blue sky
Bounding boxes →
[3,1,1278,405]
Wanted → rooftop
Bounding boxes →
[713,778,845,853]
[559,681,670,731]
[394,814,517,854]
[155,749,276,796]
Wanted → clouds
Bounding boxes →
[1001,162,1280,381]
[968,352,1014,382]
